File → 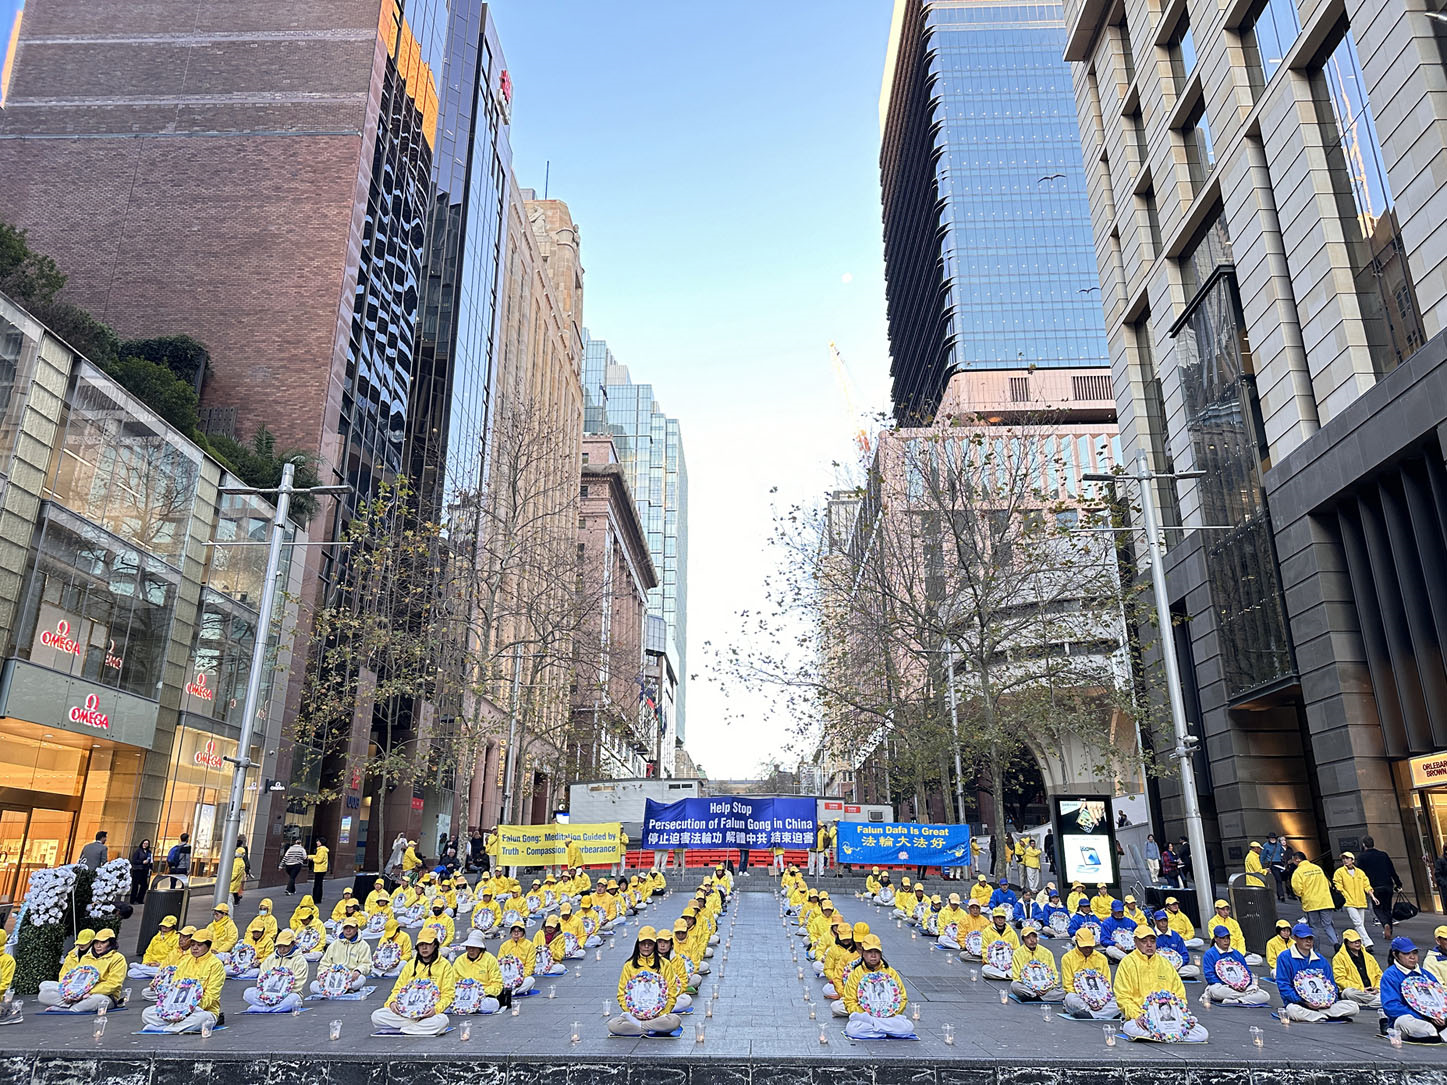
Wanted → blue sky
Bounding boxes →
[489,0,895,776]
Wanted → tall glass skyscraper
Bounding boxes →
[879,0,1109,423]
[581,331,690,743]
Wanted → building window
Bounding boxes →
[1242,0,1300,93]
[1141,187,1163,259]
[1311,27,1426,376]
[1009,376,1030,402]
[1180,102,1216,191]
[1179,212,1234,302]
[1168,19,1198,94]
[1117,18,1137,84]
[1132,316,1183,529]
[1126,107,1148,168]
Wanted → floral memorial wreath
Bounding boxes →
[228,942,258,973]
[472,909,497,932]
[1157,946,1184,970]
[297,926,322,951]
[1111,928,1136,951]
[562,931,582,956]
[1401,975,1447,1019]
[366,913,387,935]
[1048,912,1070,935]
[452,978,482,1014]
[157,977,204,1023]
[963,930,984,957]
[1213,956,1252,992]
[1292,967,1338,1010]
[623,970,668,1020]
[146,964,177,997]
[318,965,350,998]
[1072,967,1113,1011]
[499,954,526,989]
[1019,958,1057,995]
[941,922,959,943]
[372,941,402,973]
[1140,990,1196,1041]
[255,967,294,1007]
[395,978,441,1019]
[985,939,1015,971]
[58,964,100,1002]
[502,908,523,929]
[855,971,906,1017]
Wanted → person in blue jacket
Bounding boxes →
[988,878,1018,917]
[1101,900,1136,961]
[1036,890,1068,937]
[1151,911,1201,980]
[1381,936,1447,1040]
[1204,925,1270,1006]
[1274,923,1356,1021]
[1067,898,1101,941]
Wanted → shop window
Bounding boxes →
[45,363,200,565]
[156,725,255,880]
[16,504,180,699]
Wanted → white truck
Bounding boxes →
[566,778,704,839]
[816,798,893,826]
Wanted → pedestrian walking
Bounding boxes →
[1289,850,1338,952]
[1144,834,1161,883]
[1262,833,1288,901]
[165,833,191,875]
[77,830,108,870]
[309,837,330,901]
[281,838,307,894]
[129,839,153,903]
[1356,835,1403,940]
[1332,850,1376,948]
[1160,844,1181,888]
[385,832,408,878]
[1431,845,1447,909]
[1176,836,1192,887]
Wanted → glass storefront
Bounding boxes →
[0,716,142,909]
[156,724,259,880]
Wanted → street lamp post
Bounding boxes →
[1085,449,1214,927]
[944,644,967,827]
[211,464,349,911]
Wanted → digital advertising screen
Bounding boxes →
[1052,795,1117,886]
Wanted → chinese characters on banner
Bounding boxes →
[641,797,817,850]
[834,821,972,867]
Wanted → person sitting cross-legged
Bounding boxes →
[842,935,916,1039]
[1008,923,1066,1003]
[1060,928,1120,1020]
[1116,926,1208,1043]
[311,916,373,997]
[1150,911,1201,980]
[1275,922,1358,1022]
[1203,924,1271,1006]
[979,907,1021,980]
[607,927,682,1037]
[370,927,455,1036]
[1381,936,1447,1042]
[129,916,178,979]
[39,928,126,1012]
[1332,929,1381,1008]
[140,928,225,1033]
[242,930,308,1013]
[450,931,503,1015]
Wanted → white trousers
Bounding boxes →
[981,965,1010,980]
[1206,983,1270,1006]
[243,989,302,1012]
[844,1011,915,1039]
[1009,981,1065,1002]
[1343,987,1380,1008]
[673,992,691,1011]
[1105,947,1128,962]
[1027,868,1041,892]
[1284,999,1358,1021]
[607,1011,681,1036]
[1122,1017,1208,1041]
[310,972,366,997]
[1394,1013,1447,1040]
[831,998,849,1017]
[38,987,111,1013]
[128,964,160,978]
[141,1007,217,1033]
[1345,907,1374,948]
[1062,993,1120,1019]
[371,1006,450,1035]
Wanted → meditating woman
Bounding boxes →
[841,935,915,1039]
[607,926,683,1037]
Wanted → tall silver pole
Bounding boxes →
[1132,447,1214,925]
[213,462,294,910]
[500,642,523,825]
[945,644,966,827]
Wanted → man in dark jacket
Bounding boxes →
[1356,836,1403,939]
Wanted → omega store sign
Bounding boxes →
[0,658,160,750]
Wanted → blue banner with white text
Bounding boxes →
[835,821,972,867]
[642,796,817,850]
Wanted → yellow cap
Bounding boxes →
[853,921,870,939]
[948,893,961,905]
[1343,929,1361,942]
[673,920,688,934]
[1165,896,1179,905]
[1133,925,1155,939]
[1075,928,1097,947]
[991,906,1008,917]
[1123,895,1136,904]
[859,934,883,951]
[1021,922,1039,935]
[76,929,95,944]
[179,925,197,937]
[213,902,230,914]
[159,915,177,928]
[275,930,296,946]
[637,926,657,940]
[1434,925,1447,939]
[931,894,942,904]
[1341,850,1355,859]
[1249,841,1262,849]
[1276,919,1292,929]
[1213,899,1229,909]
[94,928,116,941]
[416,928,440,944]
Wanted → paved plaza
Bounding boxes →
[4,869,1447,1079]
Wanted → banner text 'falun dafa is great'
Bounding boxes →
[495,821,622,866]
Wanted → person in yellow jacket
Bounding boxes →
[402,840,422,875]
[329,888,359,927]
[140,926,191,1000]
[470,887,501,936]
[1332,928,1381,1006]
[1332,850,1376,948]
[290,894,319,929]
[311,916,373,996]
[578,893,605,946]
[1206,900,1263,965]
[533,916,570,975]
[954,899,992,959]
[253,898,279,944]
[207,902,239,957]
[308,838,330,902]
[228,846,247,904]
[936,892,970,951]
[1116,926,1207,1042]
[1060,928,1120,1019]
[39,927,126,1012]
[842,934,914,1038]
[563,837,584,873]
[556,902,587,959]
[243,929,309,1012]
[450,931,503,1013]
[1009,923,1066,1002]
[365,878,391,914]
[1264,919,1293,970]
[1089,884,1114,920]
[1162,897,1203,949]
[1289,851,1339,949]
[824,921,860,1010]
[141,927,226,1033]
[669,919,703,988]
[969,874,993,907]
[1244,841,1268,888]
[129,915,178,978]
[225,920,273,979]
[292,901,328,960]
[497,921,539,991]
[865,868,881,896]
[675,913,712,976]
[372,918,413,978]
[652,926,691,1010]
[1121,895,1148,927]
[371,927,455,1036]
[980,907,1022,978]
[422,900,457,956]
[1020,839,1043,893]
[608,926,683,1036]
[1066,882,1088,915]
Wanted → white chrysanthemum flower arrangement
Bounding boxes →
[87,858,131,919]
[23,865,78,927]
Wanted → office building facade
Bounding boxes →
[580,331,690,747]
[879,0,1112,424]
[0,0,514,873]
[1064,0,1447,901]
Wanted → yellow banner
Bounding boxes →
[496,821,622,865]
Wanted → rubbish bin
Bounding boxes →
[1228,873,1280,955]
[353,871,394,900]
[137,874,190,957]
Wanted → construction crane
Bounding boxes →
[828,341,873,456]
